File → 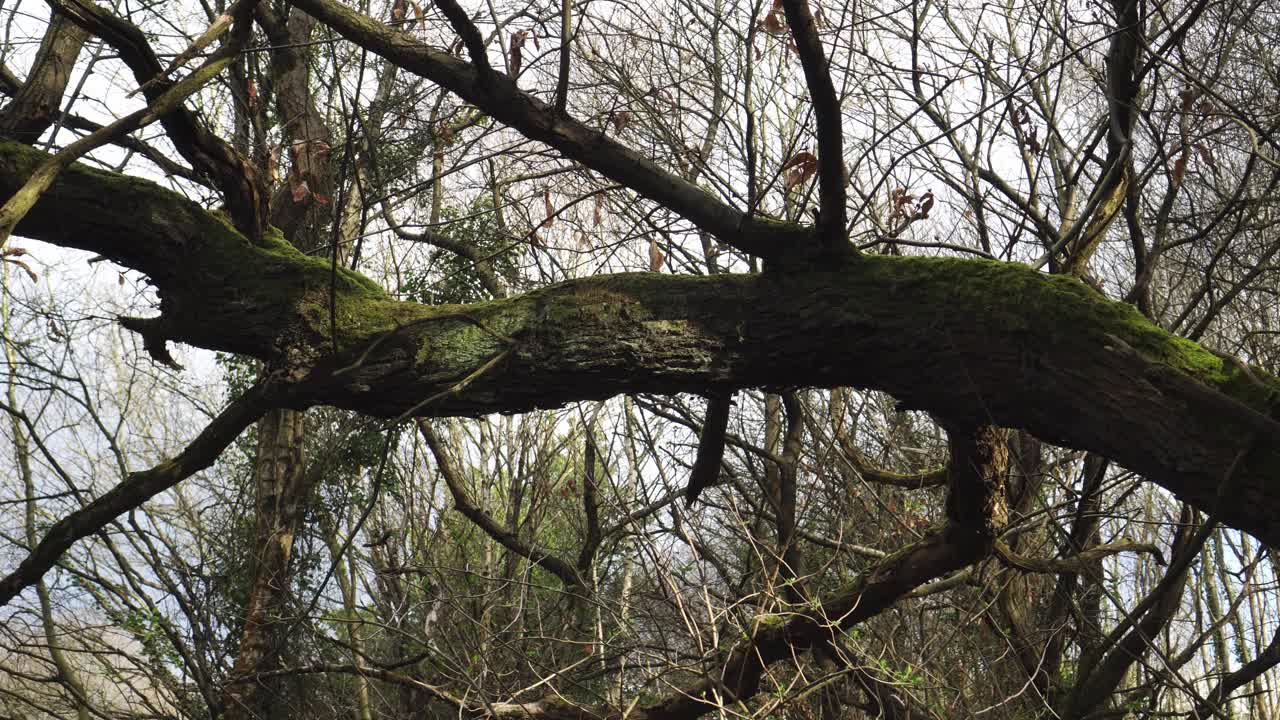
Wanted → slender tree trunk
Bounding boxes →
[321,515,375,720]
[222,406,308,720]
[1204,533,1234,717]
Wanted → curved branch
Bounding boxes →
[626,423,1007,720]
[380,203,506,298]
[417,419,584,587]
[779,0,845,245]
[838,435,948,489]
[994,539,1164,574]
[1065,506,1200,718]
[432,0,491,74]
[0,383,274,607]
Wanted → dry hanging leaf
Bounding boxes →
[760,0,787,35]
[889,187,915,222]
[3,248,38,283]
[289,169,312,202]
[1171,152,1188,186]
[1195,143,1218,173]
[510,30,530,76]
[648,239,664,272]
[593,194,604,226]
[1026,128,1042,155]
[610,110,632,133]
[917,190,935,219]
[9,260,38,283]
[1178,88,1197,113]
[410,1,425,30]
[782,151,818,190]
[543,188,554,225]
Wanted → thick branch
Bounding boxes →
[779,0,845,245]
[285,0,834,265]
[51,0,266,237]
[260,4,335,246]
[1058,0,1142,276]
[5,139,1280,552]
[0,13,87,142]
[684,391,731,505]
[432,0,491,73]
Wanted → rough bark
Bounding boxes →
[0,13,87,142]
[221,407,308,720]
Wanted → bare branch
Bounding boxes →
[0,383,274,607]
[432,0,492,74]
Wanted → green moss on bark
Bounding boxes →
[851,254,1269,403]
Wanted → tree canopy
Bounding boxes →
[1,0,1279,717]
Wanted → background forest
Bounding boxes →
[1,0,1279,718]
